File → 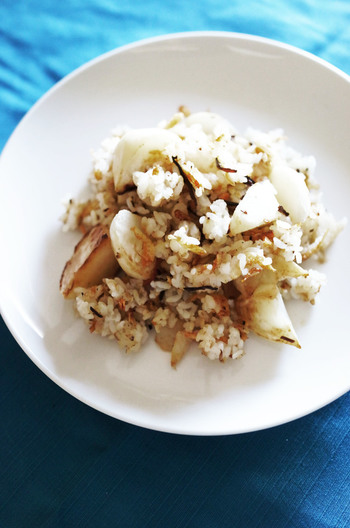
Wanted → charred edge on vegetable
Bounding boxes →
[90,306,103,318]
[215,158,237,173]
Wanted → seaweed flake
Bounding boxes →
[172,156,197,200]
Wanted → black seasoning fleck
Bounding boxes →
[244,176,255,186]
[278,205,290,216]
[90,306,103,318]
[184,285,218,291]
[281,336,295,344]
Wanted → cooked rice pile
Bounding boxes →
[60,108,346,367]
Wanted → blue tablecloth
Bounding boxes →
[1,1,349,527]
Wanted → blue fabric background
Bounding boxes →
[0,1,349,527]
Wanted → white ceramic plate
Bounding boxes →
[0,32,349,435]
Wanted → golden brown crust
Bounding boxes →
[60,225,119,298]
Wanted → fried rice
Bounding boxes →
[60,108,346,367]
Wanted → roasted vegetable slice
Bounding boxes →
[269,159,311,223]
[109,209,156,280]
[230,180,279,235]
[60,225,119,298]
[154,321,190,368]
[113,128,181,193]
[236,283,300,348]
[171,331,191,368]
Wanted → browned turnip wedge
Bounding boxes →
[230,180,279,235]
[269,158,311,223]
[236,283,300,348]
[113,128,181,193]
[60,225,119,298]
[155,319,183,352]
[109,209,156,280]
[154,321,190,368]
[171,331,191,368]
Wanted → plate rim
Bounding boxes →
[1,30,349,159]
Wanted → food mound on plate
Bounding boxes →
[60,107,345,367]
